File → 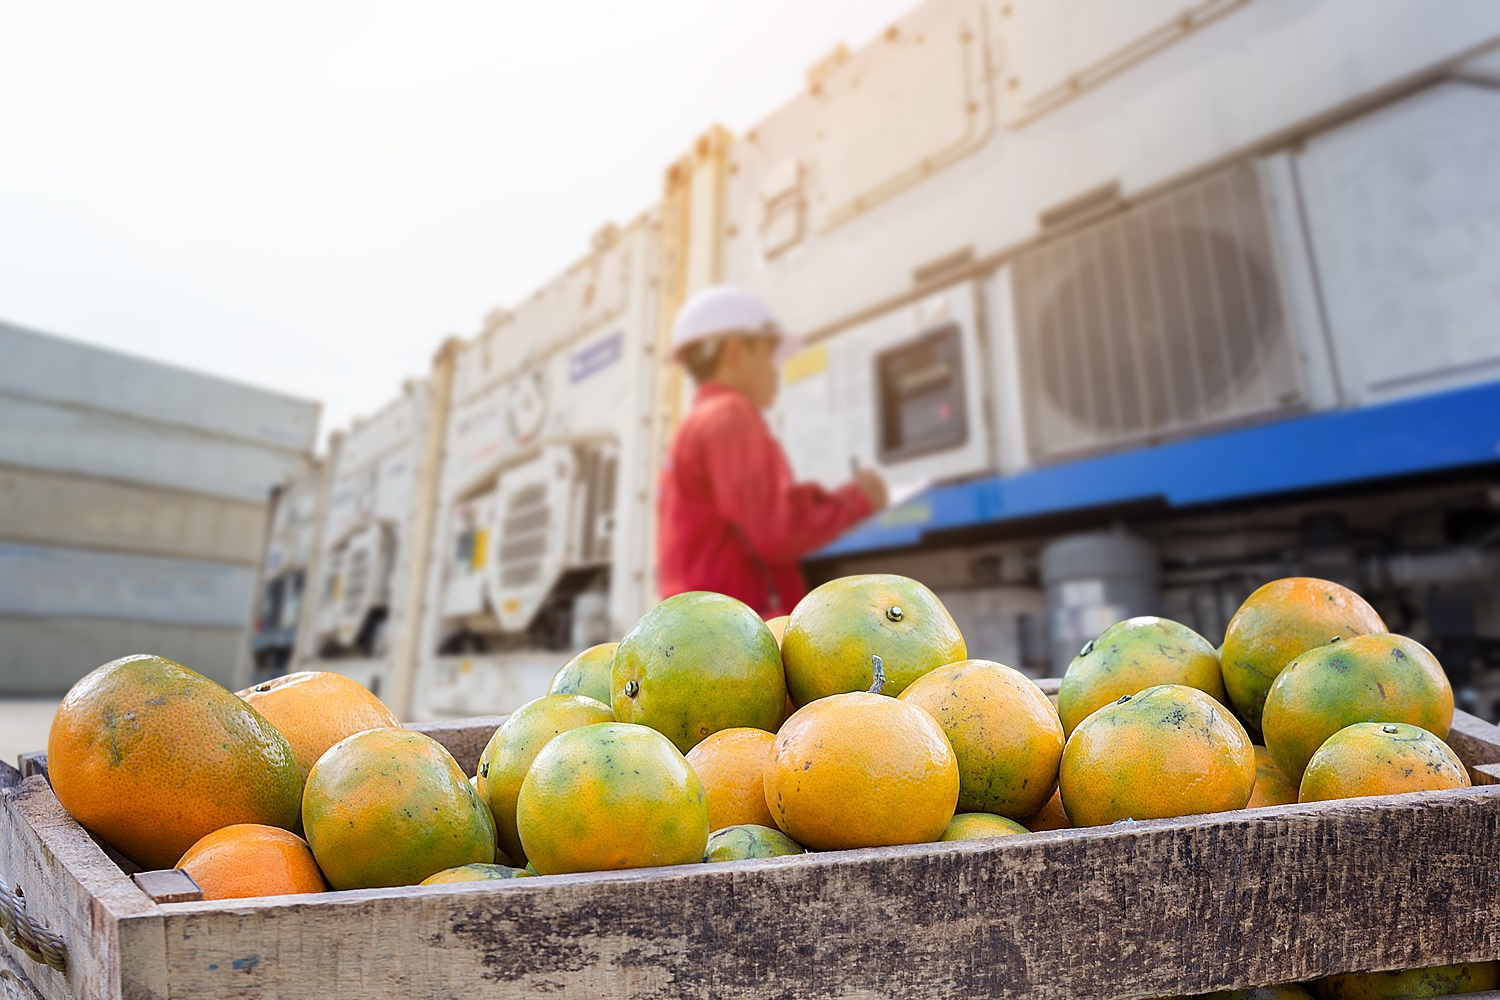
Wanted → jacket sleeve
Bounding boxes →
[696,400,875,564]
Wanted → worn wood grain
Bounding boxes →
[0,776,166,1000]
[405,716,506,776]
[0,944,46,1000]
[131,873,202,906]
[1449,712,1500,784]
[15,755,46,783]
[152,786,1500,1000]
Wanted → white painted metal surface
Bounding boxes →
[720,0,1500,340]
[0,617,245,693]
[0,465,265,564]
[1296,81,1500,406]
[0,542,255,628]
[0,321,317,451]
[411,215,659,719]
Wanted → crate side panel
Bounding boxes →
[1,776,164,1000]
[159,788,1500,1000]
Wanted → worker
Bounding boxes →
[657,286,888,617]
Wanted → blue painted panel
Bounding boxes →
[821,381,1500,557]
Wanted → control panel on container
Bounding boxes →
[875,323,969,463]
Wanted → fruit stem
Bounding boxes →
[868,655,885,695]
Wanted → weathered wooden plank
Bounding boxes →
[405,716,506,776]
[154,786,1500,1000]
[131,872,202,906]
[0,944,46,1000]
[1449,711,1500,784]
[15,755,46,783]
[0,776,166,1000]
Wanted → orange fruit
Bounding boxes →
[1059,684,1254,827]
[1025,788,1071,832]
[1314,961,1499,998]
[475,693,614,865]
[781,574,965,706]
[48,654,302,869]
[1298,722,1469,802]
[764,670,959,850]
[302,728,496,889]
[1057,616,1226,737]
[898,660,1063,819]
[1201,988,1314,1000]
[1221,577,1386,736]
[684,727,778,831]
[419,863,529,885]
[237,670,401,774]
[939,813,1029,841]
[1261,633,1453,783]
[176,824,327,900]
[764,615,789,645]
[547,642,618,706]
[516,722,708,875]
[1247,746,1298,808]
[703,824,805,862]
[613,592,785,753]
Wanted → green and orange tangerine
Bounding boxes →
[781,574,965,706]
[1057,616,1226,737]
[1298,722,1469,803]
[939,813,1029,841]
[302,728,496,890]
[1220,577,1386,737]
[703,824,805,862]
[1261,633,1453,783]
[1059,684,1255,827]
[613,592,786,753]
[516,722,709,875]
[476,693,615,866]
[1314,961,1499,998]
[1246,746,1299,808]
[420,863,530,885]
[898,659,1063,819]
[547,642,618,706]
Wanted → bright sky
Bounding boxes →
[0,0,913,443]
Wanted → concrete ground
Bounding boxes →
[0,698,59,768]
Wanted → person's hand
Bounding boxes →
[854,468,888,511]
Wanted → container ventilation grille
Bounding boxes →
[1012,162,1305,462]
[499,483,549,588]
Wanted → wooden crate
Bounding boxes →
[5,686,1500,1000]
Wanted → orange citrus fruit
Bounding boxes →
[1261,633,1453,783]
[302,728,496,889]
[939,813,1028,841]
[1199,988,1314,1000]
[1221,577,1386,735]
[703,824,805,862]
[237,670,401,774]
[1247,746,1298,808]
[547,643,618,706]
[475,693,614,865]
[516,722,708,875]
[176,824,327,900]
[1314,961,1498,998]
[1299,722,1469,802]
[419,863,529,885]
[764,667,959,850]
[781,574,965,706]
[1059,684,1254,827]
[613,592,785,753]
[898,659,1063,819]
[48,654,303,869]
[684,727,778,831]
[1025,788,1071,832]
[764,615,789,645]
[1057,616,1226,736]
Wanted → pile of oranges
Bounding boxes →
[40,570,1485,989]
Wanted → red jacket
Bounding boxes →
[657,382,875,617]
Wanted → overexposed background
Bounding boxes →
[0,0,911,436]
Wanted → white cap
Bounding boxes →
[670,286,798,363]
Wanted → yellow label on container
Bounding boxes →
[783,343,828,385]
[471,529,489,570]
[502,598,522,616]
